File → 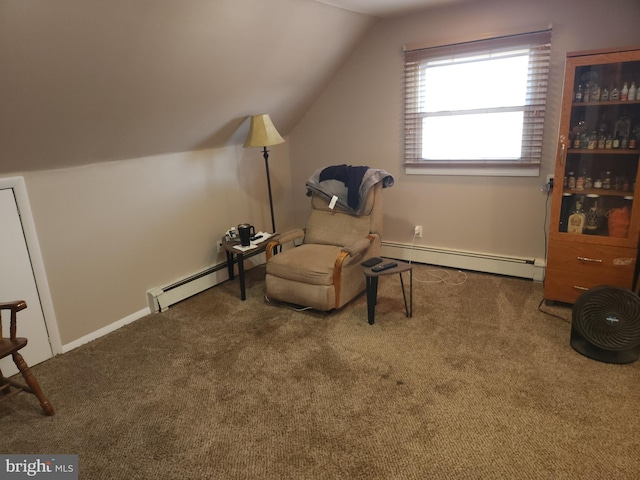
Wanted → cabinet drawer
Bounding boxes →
[544,267,635,304]
[547,242,637,277]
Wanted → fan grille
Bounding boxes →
[572,285,640,351]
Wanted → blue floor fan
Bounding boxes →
[571,285,640,364]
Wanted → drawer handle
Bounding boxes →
[573,285,589,291]
[576,256,603,263]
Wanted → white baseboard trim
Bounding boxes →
[381,241,545,282]
[61,307,151,353]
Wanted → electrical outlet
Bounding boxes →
[542,175,554,192]
[414,225,423,238]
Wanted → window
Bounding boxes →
[404,29,552,175]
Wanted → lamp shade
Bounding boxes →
[243,113,285,148]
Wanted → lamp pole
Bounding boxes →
[263,146,276,234]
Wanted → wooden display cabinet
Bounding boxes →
[545,46,640,304]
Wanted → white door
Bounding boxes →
[0,188,53,377]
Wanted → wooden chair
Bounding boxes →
[0,300,54,415]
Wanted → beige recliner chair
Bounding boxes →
[265,168,390,311]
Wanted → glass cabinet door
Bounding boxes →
[558,59,640,240]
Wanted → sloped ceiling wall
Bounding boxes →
[0,0,377,174]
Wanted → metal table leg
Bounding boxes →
[226,250,235,280]
[366,276,378,325]
[399,270,413,318]
[237,254,246,300]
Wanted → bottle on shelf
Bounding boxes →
[581,132,589,149]
[583,82,591,102]
[574,84,583,102]
[621,133,629,149]
[576,170,585,190]
[568,171,576,189]
[585,177,593,189]
[621,82,629,101]
[587,131,597,149]
[603,171,612,189]
[631,128,639,149]
[567,197,586,234]
[590,83,601,102]
[610,85,619,101]
[629,81,637,101]
[572,135,580,149]
[612,133,621,149]
[584,195,600,234]
[601,86,609,101]
[613,113,631,146]
[572,119,586,148]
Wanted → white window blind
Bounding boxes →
[404,29,552,173]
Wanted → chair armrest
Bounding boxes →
[0,300,26,339]
[0,300,27,312]
[341,235,375,257]
[265,229,305,260]
[275,229,305,245]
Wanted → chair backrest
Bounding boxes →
[304,182,383,247]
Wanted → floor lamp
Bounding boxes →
[243,113,285,234]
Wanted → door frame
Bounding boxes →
[0,176,62,355]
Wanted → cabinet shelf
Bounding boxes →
[561,188,633,197]
[567,148,639,155]
[572,99,640,107]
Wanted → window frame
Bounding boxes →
[403,29,552,176]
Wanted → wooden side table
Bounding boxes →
[222,236,277,300]
[362,258,413,325]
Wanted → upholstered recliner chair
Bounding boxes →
[264,166,392,311]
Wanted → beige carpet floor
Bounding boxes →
[1,264,639,479]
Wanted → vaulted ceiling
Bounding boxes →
[0,0,472,174]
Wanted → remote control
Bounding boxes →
[371,262,397,272]
[361,257,382,267]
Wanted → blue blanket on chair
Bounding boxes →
[306,165,394,215]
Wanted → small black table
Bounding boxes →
[362,258,413,325]
[222,236,277,300]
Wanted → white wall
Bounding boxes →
[19,141,291,345]
[289,0,640,263]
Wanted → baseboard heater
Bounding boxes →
[147,262,230,313]
[147,250,269,313]
[147,242,543,313]
[381,241,545,282]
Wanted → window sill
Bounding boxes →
[404,165,540,177]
